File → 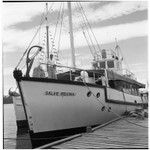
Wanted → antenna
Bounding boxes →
[115,38,119,58]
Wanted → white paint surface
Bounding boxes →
[19,81,141,133]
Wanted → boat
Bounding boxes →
[13,2,145,148]
[9,90,28,130]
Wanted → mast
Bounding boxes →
[67,2,76,68]
[115,38,119,58]
[46,3,50,68]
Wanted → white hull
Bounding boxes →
[17,79,142,134]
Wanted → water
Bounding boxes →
[4,104,17,149]
[4,104,32,149]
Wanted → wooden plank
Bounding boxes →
[51,117,148,149]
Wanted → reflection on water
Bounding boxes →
[16,131,32,149]
[4,104,32,149]
[4,104,17,149]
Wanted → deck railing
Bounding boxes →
[31,63,136,84]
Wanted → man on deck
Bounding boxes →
[47,54,56,79]
[32,64,45,78]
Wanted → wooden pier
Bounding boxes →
[38,117,148,149]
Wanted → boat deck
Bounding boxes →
[41,117,148,149]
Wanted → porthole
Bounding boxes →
[96,92,100,98]
[87,91,92,97]
[108,107,111,112]
[101,106,105,111]
[134,100,137,103]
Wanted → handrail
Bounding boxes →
[41,62,84,71]
[40,63,105,81]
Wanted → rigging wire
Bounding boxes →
[48,3,63,55]
[119,45,131,73]
[82,30,95,58]
[77,2,101,53]
[53,3,63,42]
[57,3,65,59]
[114,38,131,73]
[20,3,63,71]
[15,2,54,69]
[75,2,97,58]
[38,25,41,45]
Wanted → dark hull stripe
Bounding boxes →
[29,124,99,148]
[16,120,28,130]
[106,99,143,106]
[20,77,105,88]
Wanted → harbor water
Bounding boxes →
[4,104,17,149]
[4,104,32,149]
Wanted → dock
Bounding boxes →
[38,117,148,149]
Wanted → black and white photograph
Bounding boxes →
[2,0,148,149]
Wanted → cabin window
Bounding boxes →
[135,87,139,96]
[129,85,132,94]
[114,81,123,91]
[113,81,140,96]
[109,80,115,88]
[107,60,114,68]
[122,82,129,94]
[135,88,138,95]
[122,83,125,92]
[130,85,133,94]
[102,49,107,59]
[100,61,105,68]
[126,84,130,94]
[116,61,120,69]
[132,86,137,95]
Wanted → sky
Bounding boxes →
[2,1,148,95]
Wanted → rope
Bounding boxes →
[53,3,63,42]
[20,63,26,71]
[82,80,148,129]
[15,2,54,69]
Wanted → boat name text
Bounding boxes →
[45,91,76,96]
